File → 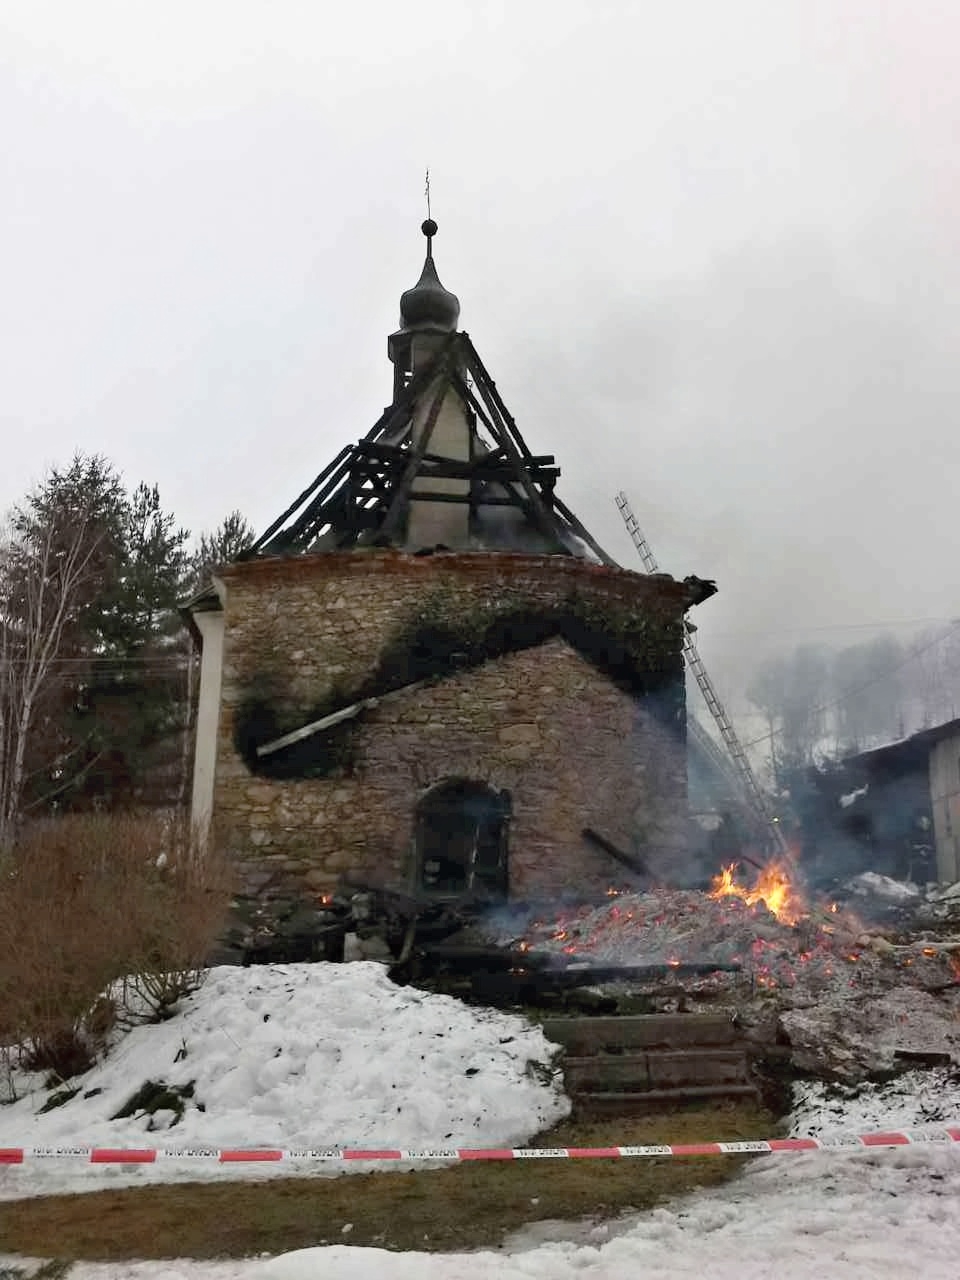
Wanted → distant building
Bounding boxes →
[840,718,960,883]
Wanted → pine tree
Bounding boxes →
[1,456,192,818]
[187,510,255,593]
[75,481,192,808]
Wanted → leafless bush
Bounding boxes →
[0,812,233,1080]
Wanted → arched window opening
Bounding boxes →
[416,779,510,899]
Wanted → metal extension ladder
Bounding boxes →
[615,491,788,855]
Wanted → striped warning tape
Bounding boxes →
[1,1127,959,1165]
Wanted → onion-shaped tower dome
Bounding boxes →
[398,219,460,332]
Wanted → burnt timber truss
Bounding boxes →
[250,332,615,563]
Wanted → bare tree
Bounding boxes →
[0,510,105,852]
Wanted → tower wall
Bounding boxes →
[210,550,691,920]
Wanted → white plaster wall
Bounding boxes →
[929,730,960,882]
[406,358,471,549]
[190,608,226,835]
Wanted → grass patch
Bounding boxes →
[0,1262,71,1280]
[109,1079,194,1124]
[36,1088,80,1116]
[0,1101,776,1261]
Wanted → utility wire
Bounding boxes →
[704,615,960,639]
[739,619,960,751]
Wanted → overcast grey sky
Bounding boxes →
[2,0,958,685]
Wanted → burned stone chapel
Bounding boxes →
[183,220,716,913]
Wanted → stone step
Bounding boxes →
[563,1049,750,1093]
[573,1083,761,1116]
[542,1013,738,1055]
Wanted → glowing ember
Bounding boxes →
[708,858,807,926]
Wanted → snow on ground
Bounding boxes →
[4,964,960,1278]
[791,1065,960,1134]
[7,1099,960,1279]
[0,962,569,1201]
[247,1069,960,1277]
[845,871,921,904]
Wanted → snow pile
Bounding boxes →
[0,963,569,1200]
[791,1065,960,1135]
[846,871,922,905]
[839,784,869,808]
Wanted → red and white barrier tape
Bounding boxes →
[2,1126,960,1166]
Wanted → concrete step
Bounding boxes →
[564,1049,750,1093]
[541,1014,738,1056]
[573,1083,761,1116]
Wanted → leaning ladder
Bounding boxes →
[615,491,788,855]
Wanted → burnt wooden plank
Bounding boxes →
[449,362,568,553]
[267,453,357,549]
[255,346,450,553]
[574,1084,760,1115]
[406,491,529,507]
[541,1014,739,1055]
[460,334,534,460]
[563,1054,651,1092]
[582,827,649,878]
[564,1049,749,1093]
[251,445,353,552]
[644,1049,750,1089]
[378,375,450,540]
[465,962,743,1006]
[355,443,556,470]
[550,492,618,566]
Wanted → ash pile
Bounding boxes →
[483,862,960,1084]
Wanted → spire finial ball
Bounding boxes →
[422,218,438,238]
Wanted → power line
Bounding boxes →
[702,616,960,639]
[739,619,960,752]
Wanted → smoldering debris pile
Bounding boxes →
[487,870,960,1082]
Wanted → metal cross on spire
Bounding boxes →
[425,168,432,220]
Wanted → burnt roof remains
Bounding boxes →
[249,220,617,562]
[250,330,614,562]
[845,716,960,777]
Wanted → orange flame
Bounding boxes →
[708,859,807,926]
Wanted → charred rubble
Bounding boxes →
[214,851,960,1099]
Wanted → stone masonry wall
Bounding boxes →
[212,550,693,908]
